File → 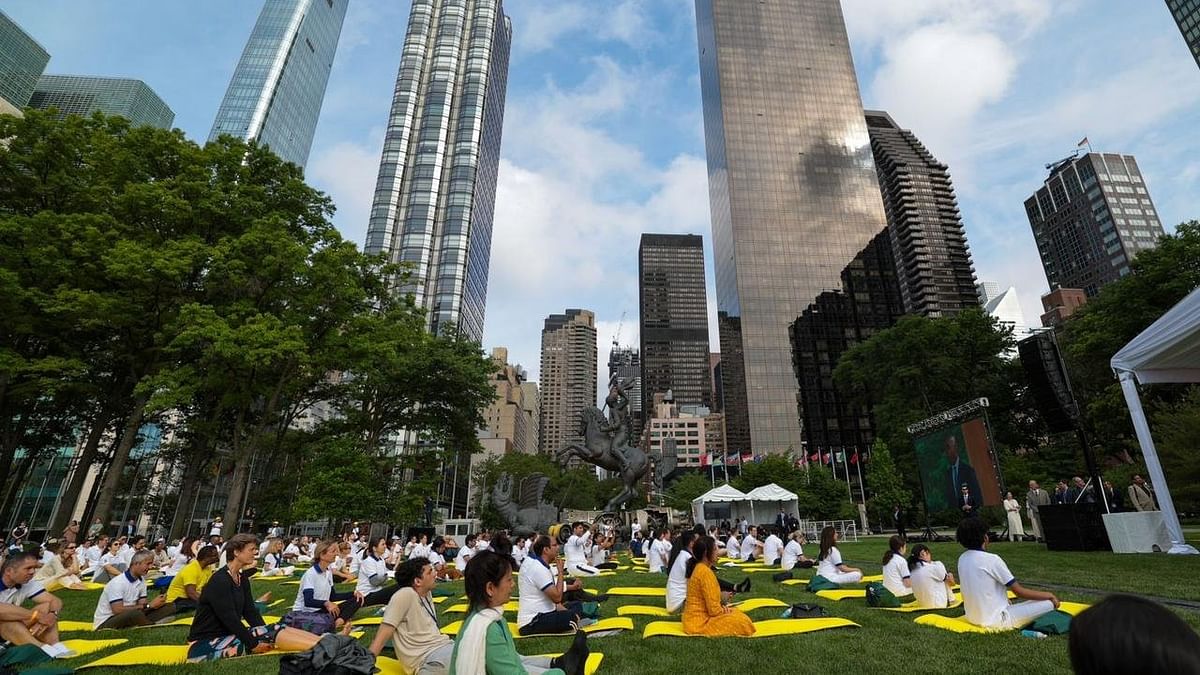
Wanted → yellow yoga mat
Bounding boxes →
[780,579,811,586]
[441,616,634,638]
[815,589,867,601]
[532,652,604,675]
[444,601,518,614]
[78,645,188,669]
[604,586,667,597]
[57,620,96,633]
[642,617,859,638]
[60,582,107,591]
[914,601,1090,633]
[860,575,884,583]
[731,598,789,611]
[61,638,128,656]
[881,596,965,613]
[617,605,672,617]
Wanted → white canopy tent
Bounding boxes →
[691,484,750,526]
[744,483,800,525]
[1111,285,1200,554]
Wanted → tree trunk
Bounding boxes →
[220,405,249,537]
[47,409,114,535]
[91,394,149,527]
[0,452,36,527]
[168,445,208,540]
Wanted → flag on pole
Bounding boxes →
[820,452,831,465]
[741,451,753,464]
[808,452,819,463]
[727,451,740,466]
[700,453,712,467]
[1076,136,1089,148]
[849,452,859,465]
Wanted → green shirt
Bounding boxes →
[449,611,565,675]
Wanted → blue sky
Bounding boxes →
[8,1,1200,402]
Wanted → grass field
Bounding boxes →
[29,537,1200,675]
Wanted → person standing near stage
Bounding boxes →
[1025,481,1050,541]
[892,504,906,539]
[1003,491,1025,541]
[1128,475,1157,512]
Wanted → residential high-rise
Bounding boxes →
[209,0,348,168]
[1167,0,1200,69]
[638,234,713,423]
[0,9,50,115]
[695,0,890,456]
[364,0,512,342]
[30,75,174,129]
[607,346,643,440]
[1024,153,1165,296]
[480,347,536,455]
[538,310,597,459]
[865,110,978,317]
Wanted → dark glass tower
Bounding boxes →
[0,9,49,115]
[607,346,643,440]
[364,0,512,343]
[638,234,713,418]
[210,0,348,169]
[31,76,174,129]
[695,0,889,456]
[1024,153,1165,296]
[1166,0,1200,70]
[865,110,978,317]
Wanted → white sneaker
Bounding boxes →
[44,642,77,659]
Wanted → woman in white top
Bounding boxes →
[880,535,913,598]
[1003,491,1026,541]
[907,544,957,608]
[261,538,295,577]
[289,539,359,632]
[352,536,398,610]
[92,539,127,584]
[34,540,86,591]
[402,536,417,560]
[815,526,862,585]
[772,531,811,581]
[329,541,356,583]
[725,533,740,560]
[665,530,698,613]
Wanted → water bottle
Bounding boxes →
[1021,629,1047,639]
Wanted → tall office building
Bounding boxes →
[639,234,713,419]
[1024,153,1165,296]
[0,10,50,116]
[865,110,978,317]
[364,0,512,342]
[538,310,597,459]
[209,0,348,168]
[1167,0,1200,69]
[479,347,536,455]
[607,346,643,440]
[30,76,174,129]
[695,0,889,455]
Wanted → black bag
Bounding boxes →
[279,653,360,675]
[787,603,827,618]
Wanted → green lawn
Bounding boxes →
[30,542,1200,675]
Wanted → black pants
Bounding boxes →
[97,604,176,629]
[519,602,583,636]
[716,578,736,592]
[336,585,399,621]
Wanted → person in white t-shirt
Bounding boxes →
[956,518,1058,630]
[511,536,529,565]
[0,551,72,658]
[880,536,912,599]
[454,534,478,572]
[81,536,108,575]
[261,538,295,577]
[725,533,740,560]
[290,539,359,630]
[516,536,591,636]
[409,535,430,562]
[564,523,599,577]
[738,526,760,562]
[647,531,672,573]
[815,526,862,585]
[474,531,491,552]
[772,531,812,581]
[92,539,127,584]
[351,536,398,610]
[907,544,957,608]
[589,533,617,569]
[761,530,783,566]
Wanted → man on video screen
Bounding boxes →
[944,436,981,511]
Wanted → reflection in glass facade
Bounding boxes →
[1166,0,1200,70]
[695,0,890,456]
[209,0,348,169]
[0,9,50,114]
[364,0,512,343]
[31,75,174,129]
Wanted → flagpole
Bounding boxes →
[854,448,866,504]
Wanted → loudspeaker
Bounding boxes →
[1038,504,1111,552]
[1018,333,1077,433]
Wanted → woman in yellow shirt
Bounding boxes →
[682,536,755,637]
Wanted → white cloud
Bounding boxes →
[306,137,383,247]
[505,0,660,54]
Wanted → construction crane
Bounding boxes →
[612,310,626,349]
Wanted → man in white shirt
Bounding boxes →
[92,550,172,629]
[630,520,641,540]
[475,531,491,552]
[739,526,760,562]
[761,529,783,566]
[564,523,599,577]
[647,531,672,573]
[956,517,1058,630]
[517,536,591,636]
[454,534,478,572]
[0,552,72,658]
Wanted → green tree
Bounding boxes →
[664,473,714,511]
[864,440,911,530]
[795,465,854,521]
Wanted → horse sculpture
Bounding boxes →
[491,473,558,536]
[556,379,668,512]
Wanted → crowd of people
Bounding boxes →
[2,509,1198,674]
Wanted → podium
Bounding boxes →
[1038,504,1111,552]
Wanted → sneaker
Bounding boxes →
[736,578,752,593]
[553,628,590,675]
[575,618,597,629]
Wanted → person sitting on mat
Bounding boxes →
[92,550,175,629]
[739,526,760,562]
[164,545,219,615]
[151,540,171,570]
[367,557,456,670]
[92,538,126,584]
[564,523,600,577]
[428,537,463,581]
[647,530,672,574]
[815,526,863,585]
[287,538,360,633]
[455,533,479,573]
[724,532,739,560]
[682,536,755,637]
[451,550,589,675]
[260,538,295,577]
[80,535,107,576]
[772,531,813,581]
[34,540,86,591]
[1068,594,1200,675]
[762,528,784,566]
[881,536,913,600]
[589,533,618,570]
[907,544,956,608]
[329,541,356,583]
[0,551,74,659]
[956,517,1058,630]
[351,536,399,611]
[517,535,598,636]
[165,537,196,576]
[186,533,325,662]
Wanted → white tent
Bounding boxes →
[691,484,749,526]
[1111,285,1200,554]
[744,483,800,525]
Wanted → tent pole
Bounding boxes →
[1117,371,1197,554]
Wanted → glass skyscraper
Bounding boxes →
[209,0,349,168]
[30,75,174,129]
[695,0,890,456]
[364,0,512,343]
[1167,0,1200,69]
[0,9,50,115]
